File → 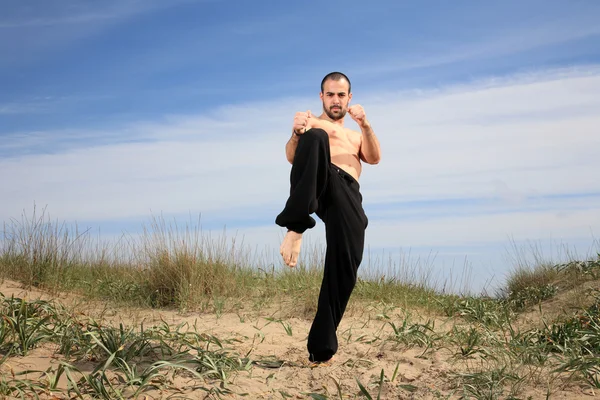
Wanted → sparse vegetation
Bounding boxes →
[0,207,453,315]
[1,207,600,398]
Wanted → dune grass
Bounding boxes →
[1,207,598,318]
[0,207,453,317]
[2,207,600,398]
[0,292,252,399]
[2,270,600,399]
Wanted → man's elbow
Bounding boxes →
[360,149,381,165]
[367,153,381,165]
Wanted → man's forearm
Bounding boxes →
[286,131,300,164]
[360,122,381,164]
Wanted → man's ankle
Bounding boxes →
[287,229,302,237]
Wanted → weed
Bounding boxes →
[386,315,438,352]
[449,327,490,360]
[1,295,53,356]
[0,370,47,400]
[356,369,385,400]
[441,296,513,328]
[455,366,524,399]
[264,316,294,336]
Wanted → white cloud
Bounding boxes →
[0,0,189,28]
[357,67,600,203]
[0,103,47,115]
[364,208,600,249]
[0,0,196,67]
[351,19,600,77]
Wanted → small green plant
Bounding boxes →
[386,314,438,352]
[1,296,53,356]
[264,316,294,336]
[449,326,490,359]
[500,260,561,311]
[556,254,600,278]
[455,367,524,400]
[441,296,513,328]
[0,370,47,400]
[356,369,385,400]
[554,356,600,388]
[507,284,558,311]
[85,321,153,366]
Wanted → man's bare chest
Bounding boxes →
[327,128,361,154]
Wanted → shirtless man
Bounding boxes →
[275,72,381,364]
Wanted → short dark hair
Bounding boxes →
[321,72,351,93]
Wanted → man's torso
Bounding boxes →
[307,118,362,181]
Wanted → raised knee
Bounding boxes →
[302,127,328,141]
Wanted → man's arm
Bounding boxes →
[286,130,300,164]
[286,111,312,164]
[348,105,381,164]
[359,121,381,165]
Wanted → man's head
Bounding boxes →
[320,72,352,121]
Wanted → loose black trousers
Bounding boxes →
[275,128,368,362]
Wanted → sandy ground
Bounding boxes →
[0,279,593,399]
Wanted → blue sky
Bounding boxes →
[2,0,600,293]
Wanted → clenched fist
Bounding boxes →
[293,110,312,134]
[348,104,368,127]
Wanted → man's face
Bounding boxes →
[320,79,352,121]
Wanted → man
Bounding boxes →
[275,72,381,364]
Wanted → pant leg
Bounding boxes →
[307,165,368,362]
[275,128,331,234]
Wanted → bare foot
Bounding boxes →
[280,230,303,267]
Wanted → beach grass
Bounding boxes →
[1,207,600,399]
[0,207,456,316]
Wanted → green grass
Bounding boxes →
[2,285,600,399]
[0,207,454,316]
[0,293,251,399]
[2,208,600,398]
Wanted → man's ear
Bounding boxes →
[319,92,323,101]
[348,92,352,103]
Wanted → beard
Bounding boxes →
[323,104,346,121]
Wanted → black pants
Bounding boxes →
[275,128,368,362]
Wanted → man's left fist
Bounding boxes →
[348,104,368,127]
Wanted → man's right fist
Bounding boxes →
[293,110,312,134]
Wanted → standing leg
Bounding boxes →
[307,166,367,362]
